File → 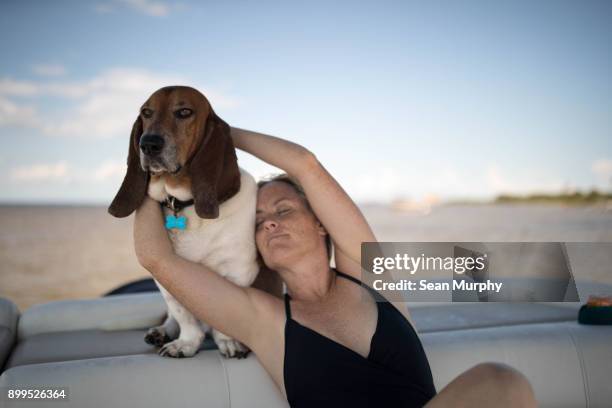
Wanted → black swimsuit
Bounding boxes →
[283,269,437,407]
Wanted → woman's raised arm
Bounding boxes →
[133,196,268,347]
[231,127,377,278]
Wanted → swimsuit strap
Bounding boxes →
[284,292,292,319]
[335,269,388,303]
[334,269,363,285]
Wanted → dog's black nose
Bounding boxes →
[140,134,165,156]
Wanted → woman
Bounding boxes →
[134,128,537,407]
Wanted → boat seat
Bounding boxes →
[0,298,19,370]
[2,293,582,370]
[1,282,611,407]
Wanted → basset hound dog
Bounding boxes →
[108,86,258,358]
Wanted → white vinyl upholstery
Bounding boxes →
[1,283,611,408]
[1,351,287,408]
[16,293,167,340]
[0,298,19,370]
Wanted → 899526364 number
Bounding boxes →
[2,387,69,401]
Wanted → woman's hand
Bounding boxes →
[133,196,175,270]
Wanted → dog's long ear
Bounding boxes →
[188,110,241,219]
[108,117,149,218]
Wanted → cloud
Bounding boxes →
[31,63,67,77]
[485,164,564,195]
[0,96,39,127]
[92,160,127,182]
[8,159,127,184]
[10,161,70,183]
[94,0,181,17]
[346,166,406,203]
[485,165,510,192]
[340,162,494,203]
[339,162,571,203]
[591,159,612,181]
[0,68,186,99]
[0,78,39,96]
[122,0,170,16]
[0,68,240,139]
[94,3,114,13]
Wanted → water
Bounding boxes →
[0,203,610,310]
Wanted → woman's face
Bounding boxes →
[255,181,327,270]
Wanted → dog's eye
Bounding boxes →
[175,108,193,119]
[141,108,153,118]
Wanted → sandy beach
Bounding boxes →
[0,203,611,312]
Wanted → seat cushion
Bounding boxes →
[17,293,166,340]
[423,322,606,407]
[0,298,19,369]
[4,330,218,370]
[5,301,580,370]
[0,350,288,408]
[410,302,578,333]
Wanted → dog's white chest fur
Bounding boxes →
[147,167,259,287]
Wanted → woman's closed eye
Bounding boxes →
[277,207,291,215]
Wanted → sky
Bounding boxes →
[0,0,610,204]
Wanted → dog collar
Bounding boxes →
[162,195,194,216]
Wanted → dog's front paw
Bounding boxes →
[212,330,251,359]
[216,338,251,359]
[158,339,201,358]
[144,327,172,347]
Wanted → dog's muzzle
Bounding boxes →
[140,134,165,157]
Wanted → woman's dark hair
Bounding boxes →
[257,173,333,261]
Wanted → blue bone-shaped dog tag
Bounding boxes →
[165,214,187,230]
